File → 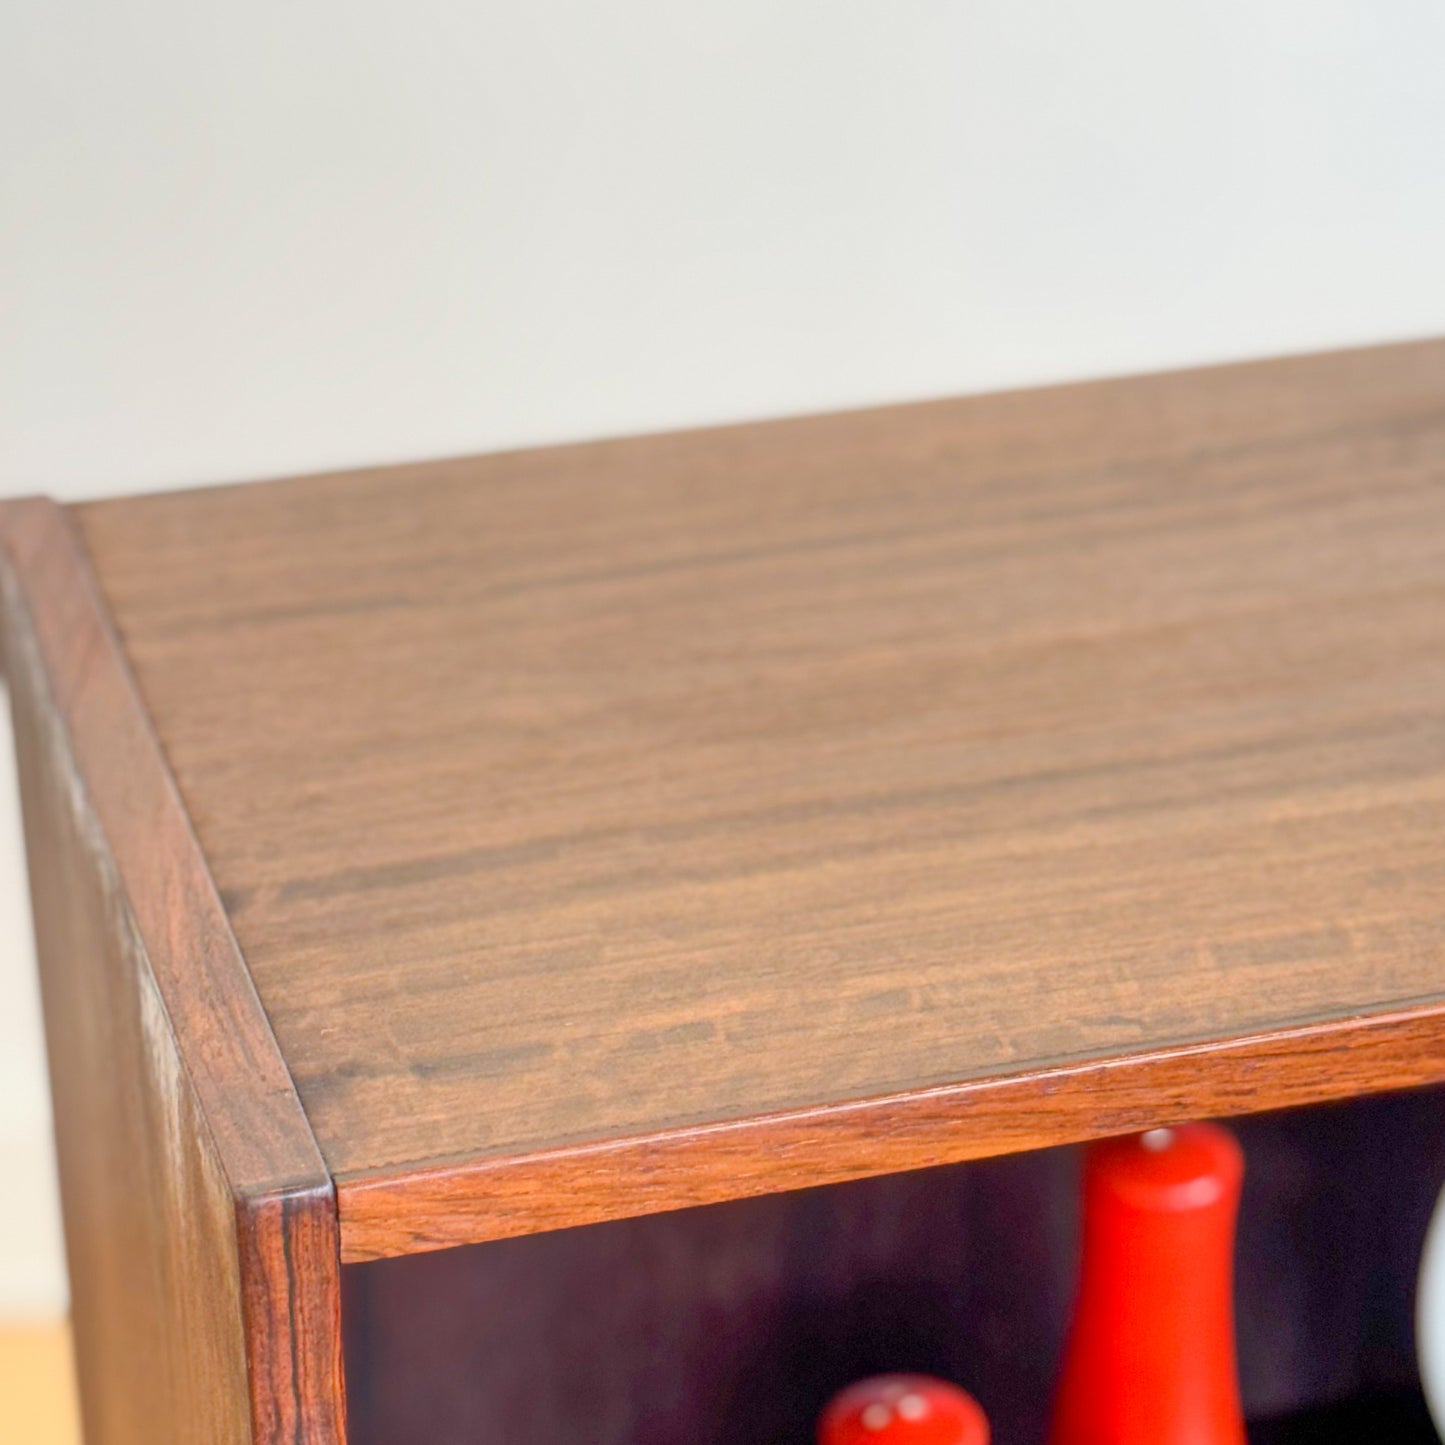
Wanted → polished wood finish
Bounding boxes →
[65,337,1445,1257]
[0,501,345,1444]
[338,1007,1445,1258]
[8,340,1445,1441]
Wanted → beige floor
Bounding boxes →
[0,1323,80,1444]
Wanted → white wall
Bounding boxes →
[0,713,65,1317]
[4,0,1445,1315]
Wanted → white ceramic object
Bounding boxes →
[1417,1183,1445,1434]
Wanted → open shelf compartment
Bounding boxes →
[342,1085,1445,1444]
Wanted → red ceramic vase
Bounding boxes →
[1050,1123,1247,1445]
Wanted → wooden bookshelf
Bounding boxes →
[4,337,1445,1442]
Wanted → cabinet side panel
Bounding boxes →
[2,497,345,1445]
[5,592,253,1445]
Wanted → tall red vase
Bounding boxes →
[1050,1123,1247,1445]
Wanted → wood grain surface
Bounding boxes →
[0,501,346,1443]
[67,337,1445,1256]
[338,1007,1445,1258]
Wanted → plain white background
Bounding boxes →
[4,0,1445,1316]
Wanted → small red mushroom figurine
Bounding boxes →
[818,1374,989,1445]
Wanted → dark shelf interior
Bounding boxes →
[343,1086,1445,1445]
[1252,1389,1438,1442]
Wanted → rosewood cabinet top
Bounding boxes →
[11,339,1445,1259]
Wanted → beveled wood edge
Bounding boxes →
[0,497,346,1445]
[337,1000,1445,1261]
